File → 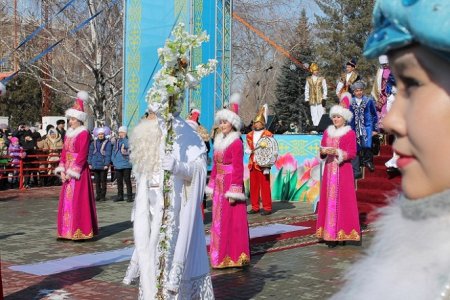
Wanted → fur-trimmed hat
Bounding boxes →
[364,0,450,60]
[351,81,366,91]
[66,91,89,123]
[378,55,389,65]
[330,105,353,122]
[339,92,352,109]
[215,93,242,131]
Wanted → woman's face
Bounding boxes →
[383,45,450,199]
[118,131,126,138]
[332,115,345,128]
[219,120,233,135]
[69,117,80,129]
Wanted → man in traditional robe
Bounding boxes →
[336,58,361,97]
[371,55,396,129]
[349,81,378,178]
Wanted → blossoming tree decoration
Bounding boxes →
[145,22,217,299]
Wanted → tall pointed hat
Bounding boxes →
[66,91,88,123]
[253,104,268,126]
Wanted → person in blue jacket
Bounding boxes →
[111,126,133,202]
[88,127,112,201]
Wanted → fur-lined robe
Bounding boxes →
[54,126,98,240]
[205,131,250,268]
[333,189,450,299]
[316,125,361,242]
[123,116,214,300]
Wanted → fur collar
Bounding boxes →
[326,125,351,138]
[66,126,87,138]
[214,131,241,151]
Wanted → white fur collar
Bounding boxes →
[214,131,241,151]
[65,126,87,138]
[326,125,351,138]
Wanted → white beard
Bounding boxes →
[129,118,162,176]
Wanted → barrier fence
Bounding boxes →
[0,149,117,190]
[0,149,62,190]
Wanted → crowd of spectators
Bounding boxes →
[0,121,65,189]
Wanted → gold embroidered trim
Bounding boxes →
[316,227,360,241]
[58,229,94,240]
[214,252,250,269]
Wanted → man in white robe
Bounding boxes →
[123,110,214,300]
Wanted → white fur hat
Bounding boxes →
[118,126,127,133]
[66,91,89,123]
[378,55,389,64]
[330,105,353,122]
[215,93,242,131]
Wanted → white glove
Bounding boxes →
[162,155,176,172]
[245,148,252,155]
[263,168,270,175]
[162,154,194,180]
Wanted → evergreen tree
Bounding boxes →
[313,0,376,99]
[273,9,314,132]
[0,76,67,128]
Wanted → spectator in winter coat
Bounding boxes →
[0,138,9,190]
[88,128,112,201]
[111,126,133,202]
[56,119,66,141]
[0,124,10,147]
[21,131,38,188]
[8,137,25,187]
[14,124,32,144]
[42,129,63,185]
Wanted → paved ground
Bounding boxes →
[0,184,372,300]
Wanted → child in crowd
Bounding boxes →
[7,137,26,187]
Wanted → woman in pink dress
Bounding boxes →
[316,105,361,248]
[55,91,98,240]
[205,94,250,268]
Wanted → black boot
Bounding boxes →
[113,194,124,202]
[126,194,134,203]
[326,241,338,248]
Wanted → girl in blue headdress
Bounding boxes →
[333,0,450,299]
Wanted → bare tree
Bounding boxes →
[1,0,123,129]
[232,0,317,126]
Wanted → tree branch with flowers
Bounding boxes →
[145,23,217,299]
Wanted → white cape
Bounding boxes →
[123,117,214,300]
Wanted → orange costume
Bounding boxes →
[246,105,273,215]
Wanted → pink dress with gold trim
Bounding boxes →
[207,135,250,268]
[56,128,98,240]
[316,127,361,241]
